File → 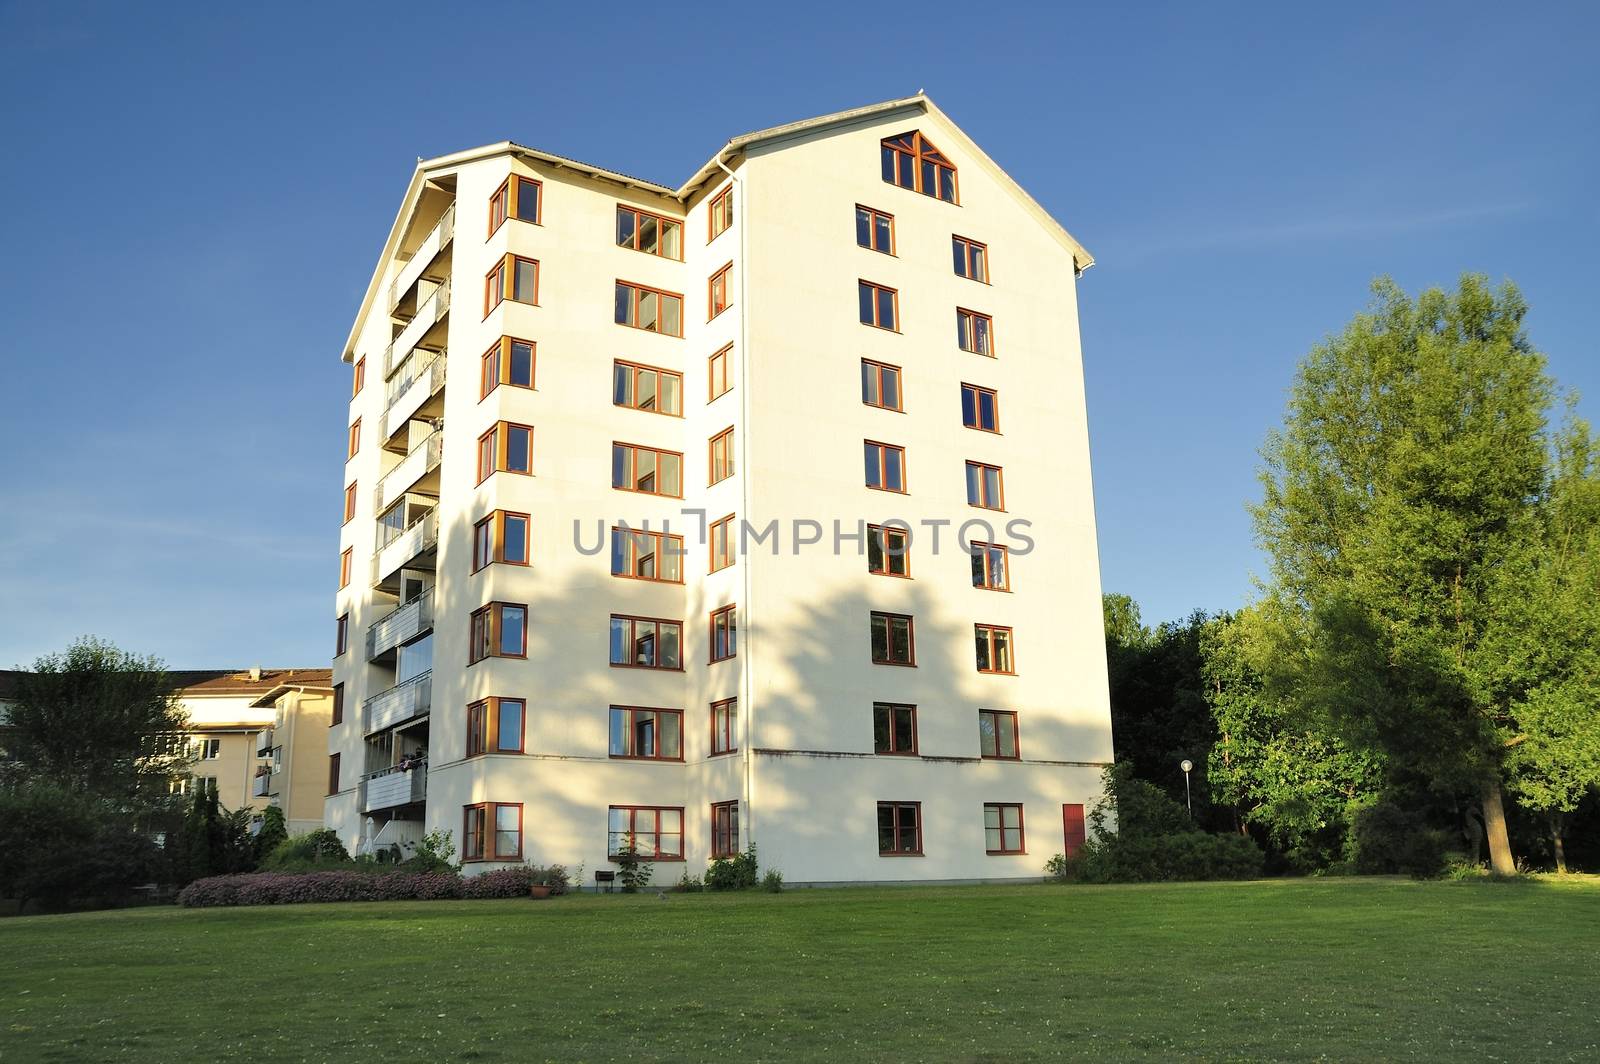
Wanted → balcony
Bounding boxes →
[389,203,454,318]
[361,763,428,813]
[367,588,435,663]
[255,728,274,756]
[363,670,431,736]
[381,351,446,449]
[372,507,437,590]
[385,278,451,379]
[252,769,272,798]
[373,429,442,515]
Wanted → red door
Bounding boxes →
[1062,804,1086,857]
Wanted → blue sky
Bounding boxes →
[1,2,1595,667]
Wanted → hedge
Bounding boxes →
[177,866,554,908]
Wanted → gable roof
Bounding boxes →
[342,93,1092,362]
[180,669,333,698]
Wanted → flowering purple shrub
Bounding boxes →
[178,870,469,908]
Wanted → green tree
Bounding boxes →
[0,784,161,910]
[253,804,288,864]
[1204,605,1383,869]
[1254,275,1565,875]
[6,637,189,803]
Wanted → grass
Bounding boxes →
[2,877,1598,1063]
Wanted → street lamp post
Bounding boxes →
[1180,759,1193,816]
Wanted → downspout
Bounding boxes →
[715,150,755,855]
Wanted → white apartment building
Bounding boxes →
[330,94,1113,882]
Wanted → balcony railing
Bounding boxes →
[252,770,272,798]
[363,670,432,736]
[255,728,274,756]
[361,762,428,813]
[388,203,455,317]
[372,509,438,588]
[373,430,442,515]
[385,278,451,378]
[367,588,435,662]
[382,351,446,442]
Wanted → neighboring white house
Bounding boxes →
[329,94,1112,883]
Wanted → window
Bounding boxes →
[880,130,958,203]
[877,801,923,855]
[708,262,732,319]
[339,548,352,589]
[347,419,360,460]
[710,698,737,756]
[609,614,683,670]
[477,422,534,483]
[971,541,1010,590]
[867,524,910,577]
[611,527,684,583]
[194,738,221,761]
[352,356,366,397]
[343,482,357,524]
[975,625,1015,674]
[710,605,737,663]
[327,753,340,796]
[957,308,994,356]
[961,383,999,432]
[855,205,894,254]
[485,254,540,315]
[709,513,735,573]
[608,806,684,860]
[489,175,541,233]
[985,803,1025,854]
[873,703,917,755]
[615,280,684,337]
[864,440,906,493]
[711,800,740,859]
[335,614,348,656]
[473,511,531,571]
[965,461,1004,510]
[467,697,525,756]
[953,235,989,282]
[612,442,683,497]
[616,204,683,259]
[708,185,733,241]
[469,602,528,665]
[609,706,683,761]
[870,611,915,666]
[1063,804,1087,857]
[861,359,902,411]
[979,709,1020,759]
[858,280,898,330]
[708,343,733,401]
[709,427,735,485]
[331,683,344,726]
[613,360,683,416]
[463,802,523,861]
[481,337,536,398]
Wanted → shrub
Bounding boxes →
[252,806,288,864]
[178,870,466,907]
[762,869,785,893]
[397,829,456,873]
[674,871,704,892]
[1348,801,1448,879]
[705,846,760,891]
[262,829,352,871]
[614,841,652,893]
[0,784,162,909]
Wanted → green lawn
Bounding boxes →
[2,878,1598,1063]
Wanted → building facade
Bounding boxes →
[330,95,1113,882]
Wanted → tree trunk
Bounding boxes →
[1480,777,1516,876]
[1551,813,1568,875]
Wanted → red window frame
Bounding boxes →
[970,541,1010,591]
[880,130,959,203]
[953,235,989,282]
[864,440,907,493]
[612,441,684,498]
[985,803,1026,855]
[709,513,736,573]
[469,602,528,665]
[867,524,911,578]
[873,702,918,756]
[331,683,344,726]
[615,280,685,337]
[961,383,1000,432]
[708,261,733,319]
[877,801,923,856]
[343,482,357,524]
[327,752,341,796]
[481,336,537,399]
[611,526,684,584]
[609,614,683,670]
[466,696,525,757]
[709,426,735,485]
[347,418,360,459]
[477,422,535,484]
[710,697,737,756]
[338,548,352,589]
[709,604,737,663]
[858,279,899,331]
[861,359,903,411]
[707,185,733,242]
[608,805,685,861]
[473,511,532,572]
[711,800,739,859]
[965,460,1005,510]
[489,175,541,236]
[608,705,685,761]
[708,343,733,401]
[615,204,685,260]
[463,802,523,862]
[335,614,349,656]
[975,624,1015,675]
[613,359,684,417]
[979,709,1020,760]
[352,356,366,397]
[484,254,540,316]
[870,611,915,666]
[958,308,994,356]
[855,204,895,254]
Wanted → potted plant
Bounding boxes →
[527,863,569,899]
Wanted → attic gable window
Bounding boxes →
[881,131,958,204]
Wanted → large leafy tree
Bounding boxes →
[1254,275,1565,875]
[6,637,190,803]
